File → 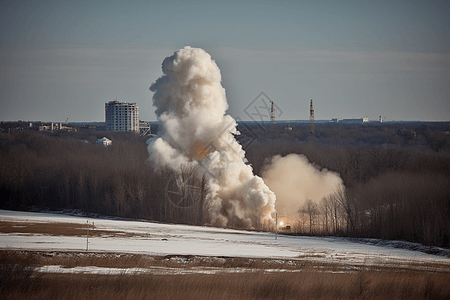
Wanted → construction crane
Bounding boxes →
[310,99,314,134]
[65,118,69,124]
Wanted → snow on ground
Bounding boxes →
[34,265,303,276]
[1,210,450,271]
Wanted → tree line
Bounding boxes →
[0,129,209,225]
[244,122,450,247]
[0,121,449,247]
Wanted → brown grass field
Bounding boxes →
[1,249,450,300]
[1,220,450,299]
[0,221,141,238]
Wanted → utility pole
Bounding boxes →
[310,99,315,134]
[86,221,94,251]
[86,220,89,251]
[275,213,278,240]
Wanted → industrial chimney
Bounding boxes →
[310,99,315,134]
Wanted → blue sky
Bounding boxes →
[1,0,449,122]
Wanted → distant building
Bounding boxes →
[340,118,369,124]
[38,122,76,132]
[105,100,139,132]
[96,137,112,146]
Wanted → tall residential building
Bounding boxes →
[105,100,139,132]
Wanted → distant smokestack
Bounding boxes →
[270,101,275,126]
[310,99,314,134]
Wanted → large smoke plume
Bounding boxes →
[262,154,344,219]
[148,46,344,229]
[147,46,275,228]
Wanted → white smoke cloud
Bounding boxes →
[148,46,275,229]
[262,154,344,218]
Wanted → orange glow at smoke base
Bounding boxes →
[276,216,294,228]
[190,142,212,160]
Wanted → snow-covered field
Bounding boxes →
[1,209,450,274]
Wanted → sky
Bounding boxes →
[0,0,449,122]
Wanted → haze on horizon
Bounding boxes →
[0,0,449,123]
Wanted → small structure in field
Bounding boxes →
[95,137,112,146]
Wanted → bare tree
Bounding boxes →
[299,199,319,235]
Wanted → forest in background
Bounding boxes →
[0,121,449,248]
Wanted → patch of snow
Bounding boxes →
[1,210,450,269]
[333,237,450,258]
[34,265,301,275]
